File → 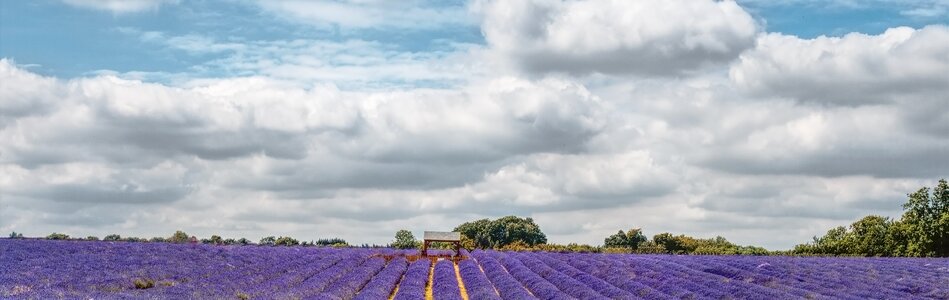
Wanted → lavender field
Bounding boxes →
[2,239,947,299]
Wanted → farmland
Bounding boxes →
[2,239,947,299]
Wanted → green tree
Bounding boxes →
[169,231,190,243]
[8,232,24,239]
[901,179,949,257]
[604,228,647,250]
[209,235,224,245]
[625,228,647,250]
[848,215,890,256]
[391,229,418,249]
[454,216,547,249]
[104,234,122,241]
[274,236,299,246]
[46,233,70,240]
[604,230,629,248]
[653,233,684,253]
[260,236,277,246]
[455,219,493,249]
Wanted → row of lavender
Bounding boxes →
[470,250,948,300]
[0,239,421,299]
[3,239,947,299]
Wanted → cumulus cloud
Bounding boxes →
[3,1,948,249]
[475,0,758,76]
[62,0,178,13]
[731,25,949,105]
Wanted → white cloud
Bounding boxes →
[62,0,178,13]
[731,25,949,105]
[475,0,758,76]
[3,0,949,250]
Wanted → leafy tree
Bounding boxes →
[653,233,684,253]
[223,238,237,245]
[259,236,277,246]
[793,179,948,257]
[455,219,493,249]
[604,228,647,250]
[604,230,628,248]
[454,216,547,249]
[314,238,347,246]
[391,229,418,249]
[46,233,70,240]
[209,235,224,245]
[169,231,190,243]
[848,215,890,256]
[901,179,949,257]
[274,236,299,246]
[237,238,252,245]
[104,234,122,241]
[8,232,24,239]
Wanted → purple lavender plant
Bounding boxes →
[432,260,463,300]
[392,258,431,300]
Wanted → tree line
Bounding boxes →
[10,179,946,257]
[387,179,946,257]
[792,179,947,257]
[16,230,353,247]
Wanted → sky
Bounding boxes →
[0,0,946,250]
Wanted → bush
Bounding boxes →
[237,238,252,245]
[149,237,166,243]
[314,238,347,246]
[169,231,190,243]
[104,234,122,241]
[259,236,276,246]
[46,233,69,240]
[8,231,24,239]
[223,238,237,245]
[274,236,299,246]
[86,236,100,241]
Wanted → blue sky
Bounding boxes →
[2,0,944,80]
[0,0,946,249]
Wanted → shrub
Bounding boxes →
[259,236,276,246]
[46,233,69,240]
[237,238,252,245]
[8,231,24,239]
[86,236,100,241]
[223,238,237,245]
[149,237,166,243]
[104,234,122,241]
[169,231,190,243]
[314,238,347,246]
[274,236,299,246]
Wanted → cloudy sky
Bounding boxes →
[1,0,947,249]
